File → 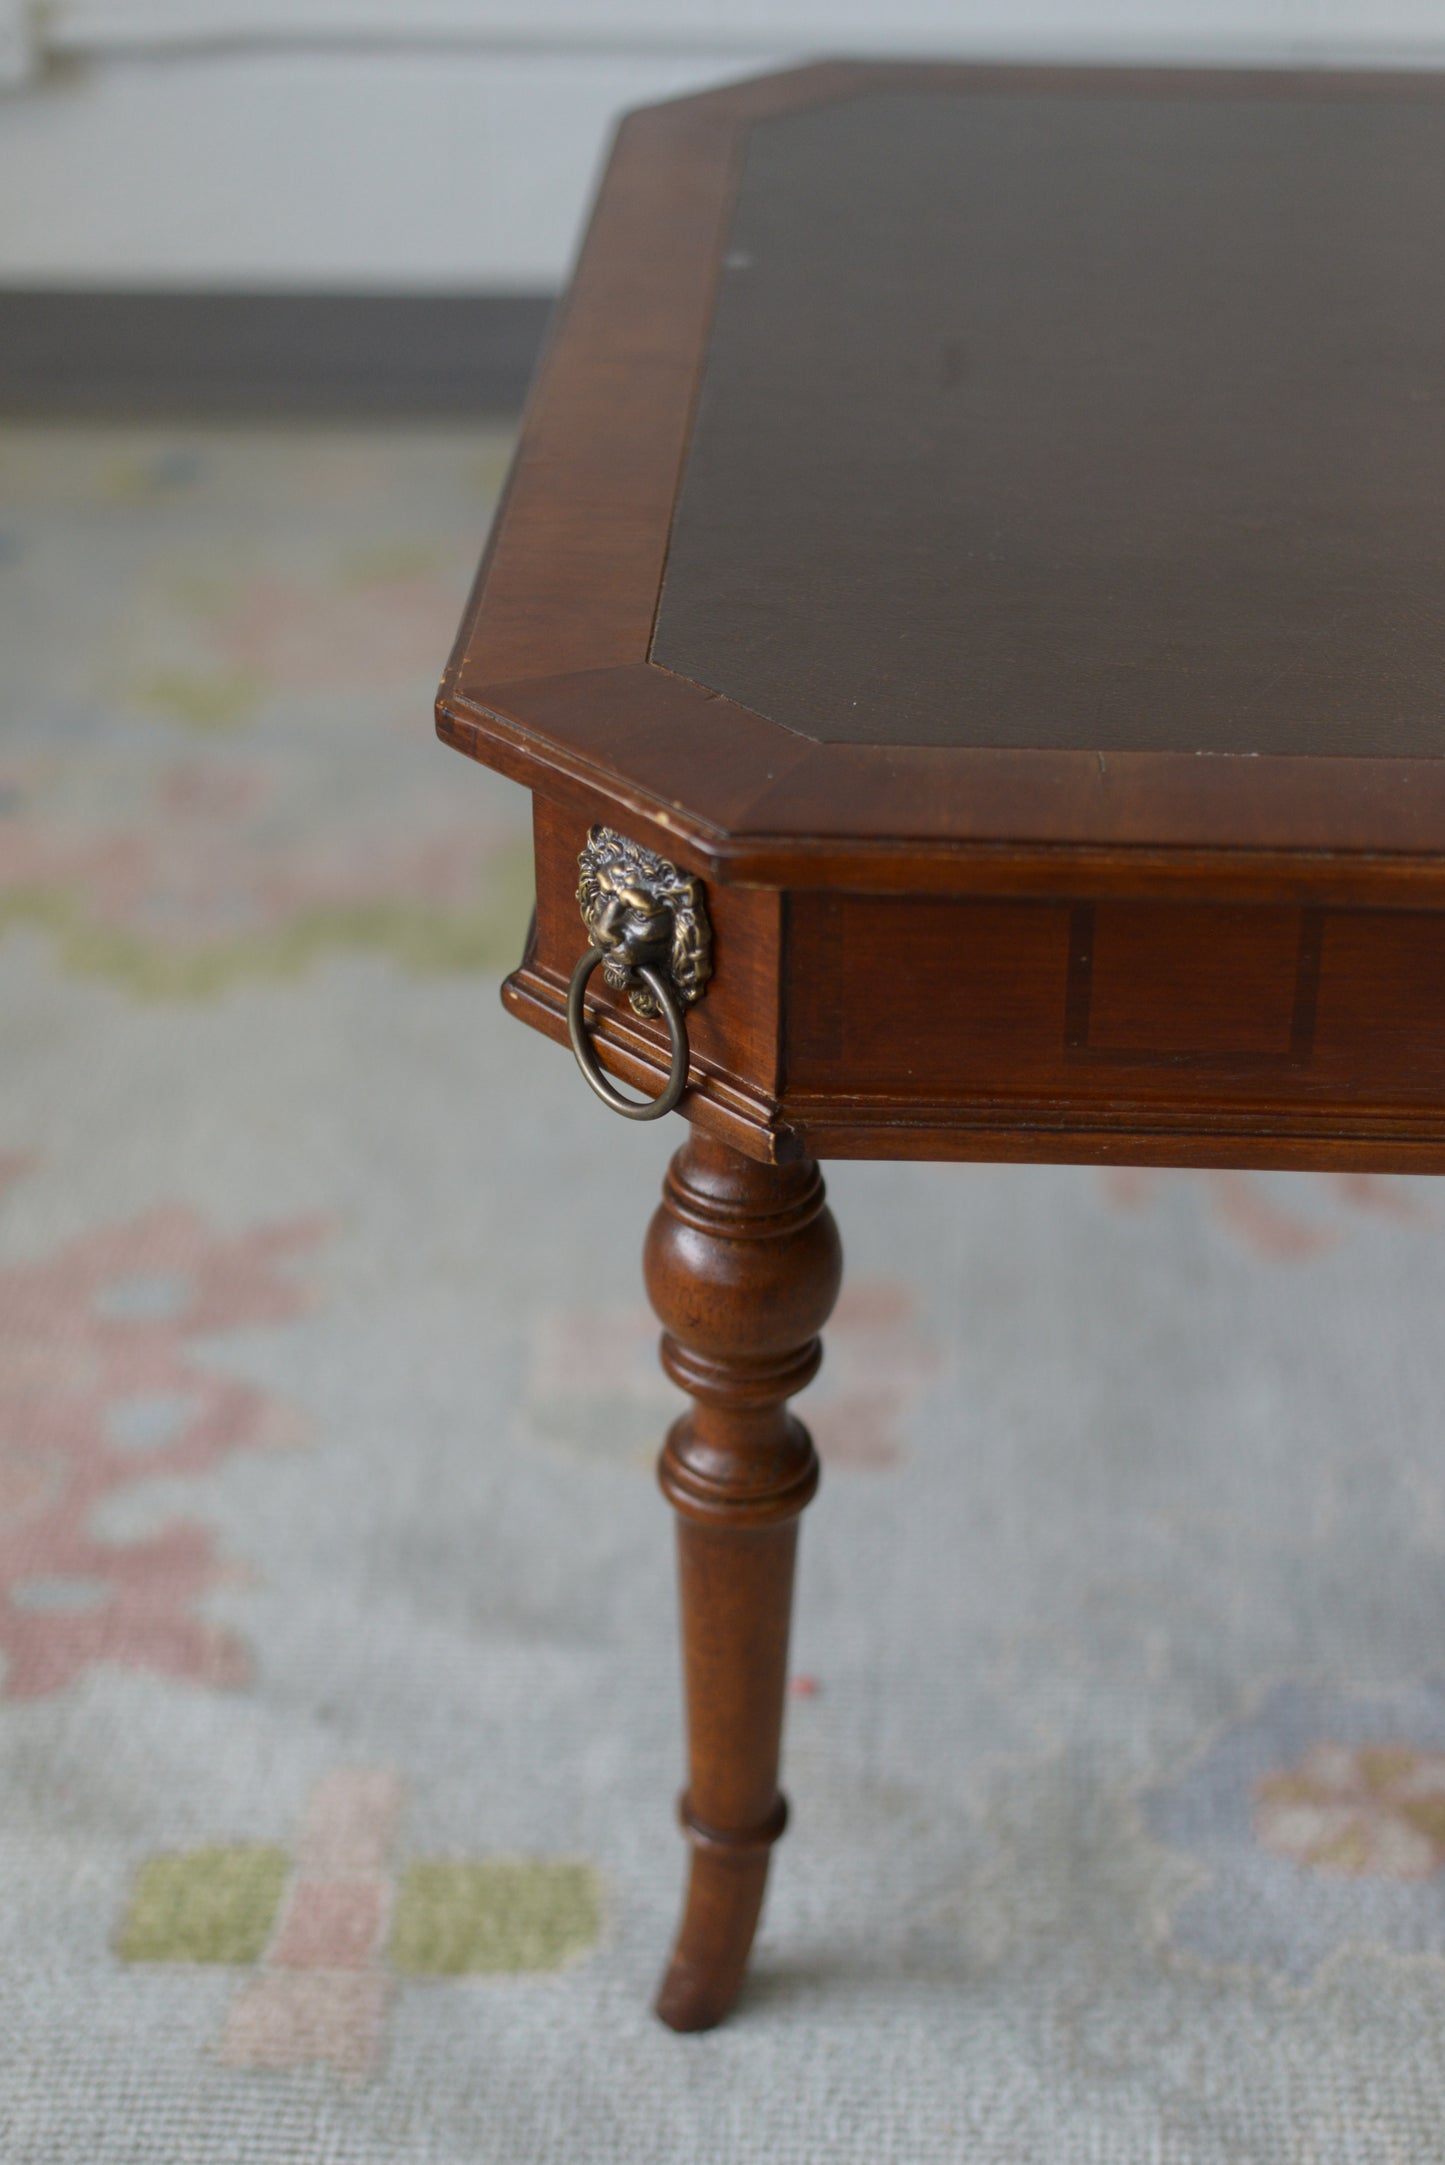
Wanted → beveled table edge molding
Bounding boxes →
[441,691,1445,908]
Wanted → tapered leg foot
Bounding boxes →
[644,1132,842,2031]
[655,1847,773,2032]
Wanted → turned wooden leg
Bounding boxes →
[644,1131,842,2031]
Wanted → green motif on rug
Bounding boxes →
[0,848,534,1000]
[112,1771,603,2081]
[117,1844,599,1977]
[389,1859,601,1976]
[2,420,534,1000]
[117,1846,289,1965]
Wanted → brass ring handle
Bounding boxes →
[566,944,690,1121]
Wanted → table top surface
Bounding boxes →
[654,85,1445,760]
[439,63,1445,900]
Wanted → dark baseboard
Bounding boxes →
[0,290,555,416]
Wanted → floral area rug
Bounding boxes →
[4,424,1445,2163]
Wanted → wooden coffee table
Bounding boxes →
[438,61,1445,2030]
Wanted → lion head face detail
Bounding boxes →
[576,826,712,1020]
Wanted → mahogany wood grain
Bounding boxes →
[645,1131,842,2030]
[505,792,1445,1172]
[439,62,1445,2031]
[440,62,1445,903]
[441,662,1445,908]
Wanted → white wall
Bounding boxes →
[3,2,1445,289]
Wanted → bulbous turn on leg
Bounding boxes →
[644,1130,842,2031]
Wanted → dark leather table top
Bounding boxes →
[654,86,1445,760]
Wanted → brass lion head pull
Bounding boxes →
[567,825,713,1120]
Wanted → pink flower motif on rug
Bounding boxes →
[1255,1743,1445,1880]
[222,1771,404,2080]
[0,749,532,997]
[0,1175,328,1697]
[2,758,510,935]
[1101,1168,1431,1260]
[202,565,467,693]
[816,1281,945,1470]
[524,1277,941,1472]
[1144,1681,1445,1978]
